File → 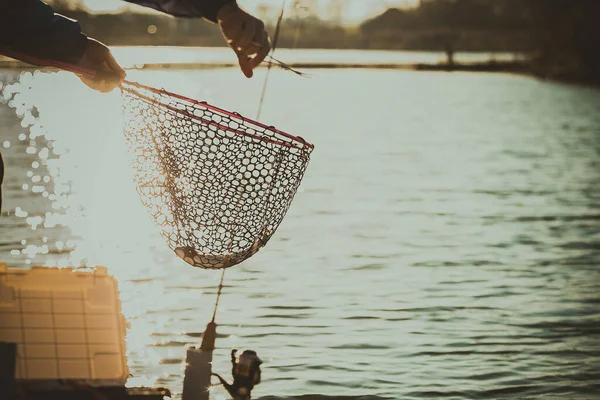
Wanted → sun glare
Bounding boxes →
[79,0,416,23]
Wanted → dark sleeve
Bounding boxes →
[0,0,87,64]
[123,0,237,23]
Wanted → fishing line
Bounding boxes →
[210,0,288,324]
[256,0,287,121]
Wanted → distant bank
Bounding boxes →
[1,46,595,87]
[0,47,529,76]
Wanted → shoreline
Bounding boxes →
[0,59,527,74]
[1,56,595,88]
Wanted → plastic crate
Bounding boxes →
[0,263,128,386]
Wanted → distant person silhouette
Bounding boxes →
[0,0,271,212]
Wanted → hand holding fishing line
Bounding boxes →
[217,3,272,78]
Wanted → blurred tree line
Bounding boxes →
[362,0,600,84]
[49,0,599,85]
[360,0,532,51]
[526,0,600,85]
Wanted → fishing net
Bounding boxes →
[119,81,314,270]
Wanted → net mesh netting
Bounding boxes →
[120,81,314,270]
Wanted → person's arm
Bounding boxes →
[0,0,126,92]
[0,0,87,64]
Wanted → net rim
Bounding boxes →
[124,86,301,151]
[121,81,314,151]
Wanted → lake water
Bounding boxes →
[1,51,600,400]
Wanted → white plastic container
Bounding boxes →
[0,263,129,386]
